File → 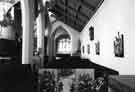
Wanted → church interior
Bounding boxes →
[0,0,135,92]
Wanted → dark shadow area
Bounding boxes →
[0,65,37,92]
[45,55,119,76]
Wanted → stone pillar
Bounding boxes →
[21,0,34,64]
[36,0,45,67]
[48,32,55,63]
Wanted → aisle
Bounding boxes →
[60,75,74,92]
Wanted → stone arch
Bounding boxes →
[53,26,71,39]
[50,26,72,57]
[48,21,80,62]
[51,25,72,41]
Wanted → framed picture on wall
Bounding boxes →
[95,41,100,55]
[87,44,90,54]
[82,45,85,54]
[114,32,124,57]
[89,26,94,41]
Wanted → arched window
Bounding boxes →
[56,36,71,54]
[54,26,71,54]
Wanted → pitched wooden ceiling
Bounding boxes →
[48,0,104,32]
[0,0,18,3]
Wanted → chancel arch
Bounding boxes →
[50,26,72,58]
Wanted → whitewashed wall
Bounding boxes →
[80,0,135,75]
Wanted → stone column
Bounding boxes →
[36,0,45,67]
[21,0,34,64]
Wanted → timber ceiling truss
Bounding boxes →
[48,0,104,32]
